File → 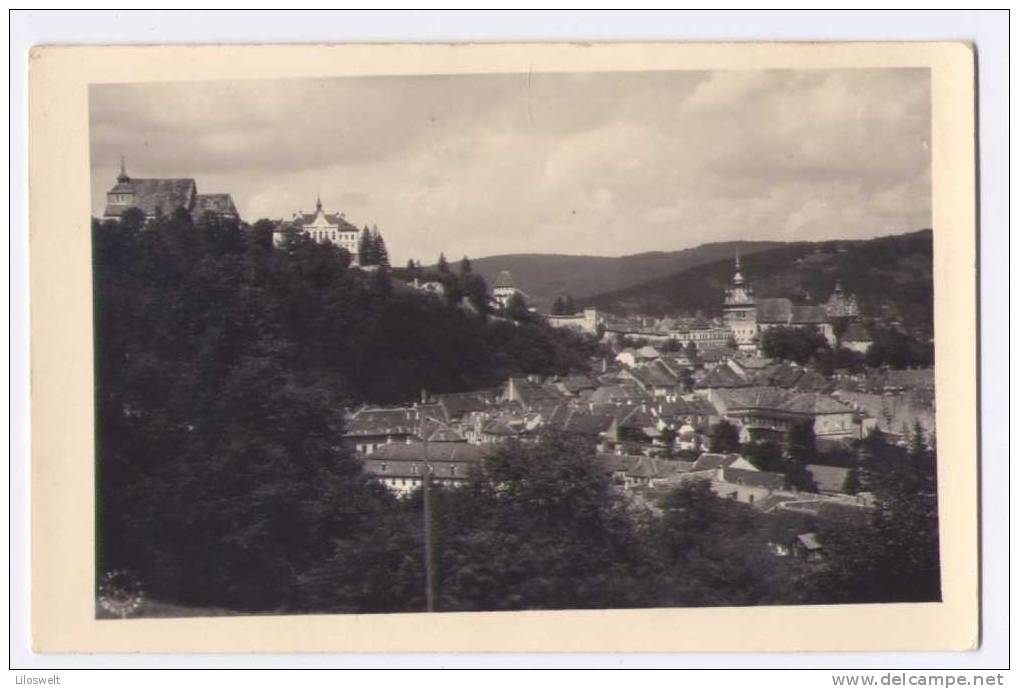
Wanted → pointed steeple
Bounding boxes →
[315,195,322,212]
[732,253,744,285]
[117,156,130,183]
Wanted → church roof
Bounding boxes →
[104,178,197,218]
[790,305,829,324]
[755,298,828,325]
[755,298,793,323]
[193,193,238,218]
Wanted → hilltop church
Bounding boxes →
[102,160,239,223]
[722,256,863,352]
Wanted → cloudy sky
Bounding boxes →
[90,69,930,264]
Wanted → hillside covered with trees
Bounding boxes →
[582,230,934,333]
[453,241,783,311]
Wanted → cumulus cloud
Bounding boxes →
[90,68,930,263]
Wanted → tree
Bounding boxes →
[437,253,449,274]
[459,255,472,275]
[865,326,934,369]
[461,273,491,318]
[842,465,862,495]
[684,341,698,360]
[743,440,784,473]
[119,207,148,232]
[92,209,617,613]
[358,226,376,266]
[563,295,576,315]
[759,326,830,365]
[784,420,818,492]
[551,297,566,315]
[372,227,389,268]
[708,420,740,453]
[505,292,530,321]
[810,434,940,603]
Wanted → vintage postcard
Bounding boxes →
[29,42,977,653]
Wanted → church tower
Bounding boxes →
[723,255,757,349]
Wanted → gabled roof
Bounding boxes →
[695,364,749,389]
[558,410,616,436]
[588,384,647,405]
[793,370,831,393]
[685,397,721,416]
[720,467,786,490]
[434,391,492,419]
[761,362,805,388]
[779,392,853,415]
[756,298,793,324]
[367,442,488,463]
[797,532,823,550]
[790,305,828,324]
[193,193,238,218]
[507,377,565,406]
[104,178,197,218]
[692,452,742,472]
[617,406,658,431]
[289,209,361,233]
[555,375,597,395]
[756,298,828,325]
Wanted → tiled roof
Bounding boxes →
[692,452,742,472]
[104,178,197,218]
[559,410,616,436]
[779,392,853,415]
[289,210,361,233]
[792,370,831,393]
[588,384,647,405]
[367,442,488,463]
[790,305,828,324]
[193,193,238,217]
[756,298,828,325]
[508,377,565,406]
[720,467,786,490]
[756,298,793,324]
[435,391,491,419]
[695,364,748,389]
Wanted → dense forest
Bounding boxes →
[94,211,939,615]
[582,230,934,334]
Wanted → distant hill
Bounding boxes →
[458,242,783,310]
[580,230,934,332]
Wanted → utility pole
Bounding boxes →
[422,435,436,612]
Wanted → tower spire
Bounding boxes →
[117,156,130,183]
[316,195,322,212]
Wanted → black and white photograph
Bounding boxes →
[87,67,941,620]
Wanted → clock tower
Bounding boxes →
[723,255,757,350]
